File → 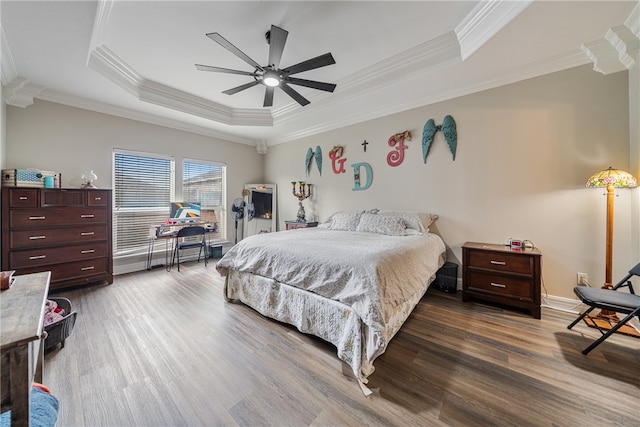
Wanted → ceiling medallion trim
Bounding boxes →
[455,0,533,61]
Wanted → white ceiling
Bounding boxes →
[1,1,638,149]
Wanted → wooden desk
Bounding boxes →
[1,271,51,426]
[146,223,216,270]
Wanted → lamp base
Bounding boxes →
[582,313,640,338]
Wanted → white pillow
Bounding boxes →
[377,210,437,232]
[356,213,406,236]
[328,211,363,231]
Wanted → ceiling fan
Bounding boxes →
[196,25,336,107]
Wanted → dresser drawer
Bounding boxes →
[17,258,109,284]
[87,191,108,206]
[9,225,108,249]
[466,270,533,299]
[10,208,106,228]
[8,189,38,208]
[9,242,108,268]
[467,250,532,275]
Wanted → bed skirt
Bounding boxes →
[224,265,441,394]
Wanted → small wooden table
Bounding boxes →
[1,271,51,426]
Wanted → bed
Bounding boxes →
[216,210,446,394]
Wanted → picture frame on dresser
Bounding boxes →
[1,188,113,291]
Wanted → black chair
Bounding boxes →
[567,263,640,354]
[170,226,208,271]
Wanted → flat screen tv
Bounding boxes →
[170,202,201,221]
[251,190,272,219]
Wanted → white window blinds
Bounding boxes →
[183,159,226,238]
[113,150,175,255]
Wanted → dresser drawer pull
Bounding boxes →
[94,197,102,201]
[19,196,28,200]
[490,260,506,266]
[80,266,95,271]
[490,282,507,288]
[81,249,95,254]
[29,216,46,220]
[29,235,46,240]
[80,232,95,236]
[29,255,46,260]
[80,214,95,218]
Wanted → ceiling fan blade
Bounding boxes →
[263,86,275,107]
[267,25,288,69]
[206,32,264,71]
[195,64,258,77]
[280,83,310,106]
[283,53,336,75]
[222,80,261,95]
[286,77,336,93]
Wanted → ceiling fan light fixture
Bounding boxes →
[262,70,280,87]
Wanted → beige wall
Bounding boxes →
[5,100,265,271]
[265,65,635,300]
[3,65,636,300]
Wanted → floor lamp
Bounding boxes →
[584,166,638,336]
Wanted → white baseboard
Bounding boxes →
[541,294,582,314]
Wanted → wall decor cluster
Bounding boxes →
[305,146,323,176]
[302,115,457,192]
[329,146,347,174]
[422,115,457,163]
[387,130,411,167]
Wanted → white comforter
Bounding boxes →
[217,228,445,354]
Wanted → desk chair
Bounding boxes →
[170,226,208,271]
[567,263,640,354]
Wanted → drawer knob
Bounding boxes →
[490,282,507,288]
[29,255,46,260]
[490,260,506,266]
[81,249,95,254]
[29,236,46,240]
[80,232,95,236]
[94,197,102,201]
[29,216,46,220]
[80,214,95,218]
[80,266,95,271]
[19,196,28,200]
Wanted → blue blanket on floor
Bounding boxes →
[0,387,59,427]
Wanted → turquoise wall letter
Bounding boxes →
[351,162,373,191]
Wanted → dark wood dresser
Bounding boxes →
[1,188,113,291]
[462,242,542,318]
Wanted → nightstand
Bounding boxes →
[285,220,318,230]
[462,242,542,318]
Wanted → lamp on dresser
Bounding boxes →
[584,166,638,336]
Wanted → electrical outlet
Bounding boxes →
[577,272,589,286]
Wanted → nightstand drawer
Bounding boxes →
[467,271,532,299]
[467,251,532,275]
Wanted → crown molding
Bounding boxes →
[36,89,258,146]
[581,3,639,75]
[267,49,591,146]
[272,32,462,126]
[1,26,18,86]
[455,0,533,61]
[3,76,45,108]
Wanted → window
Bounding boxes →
[113,150,174,256]
[183,159,226,240]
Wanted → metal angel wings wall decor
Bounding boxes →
[422,115,457,163]
[305,146,323,177]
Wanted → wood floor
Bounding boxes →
[44,261,639,426]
